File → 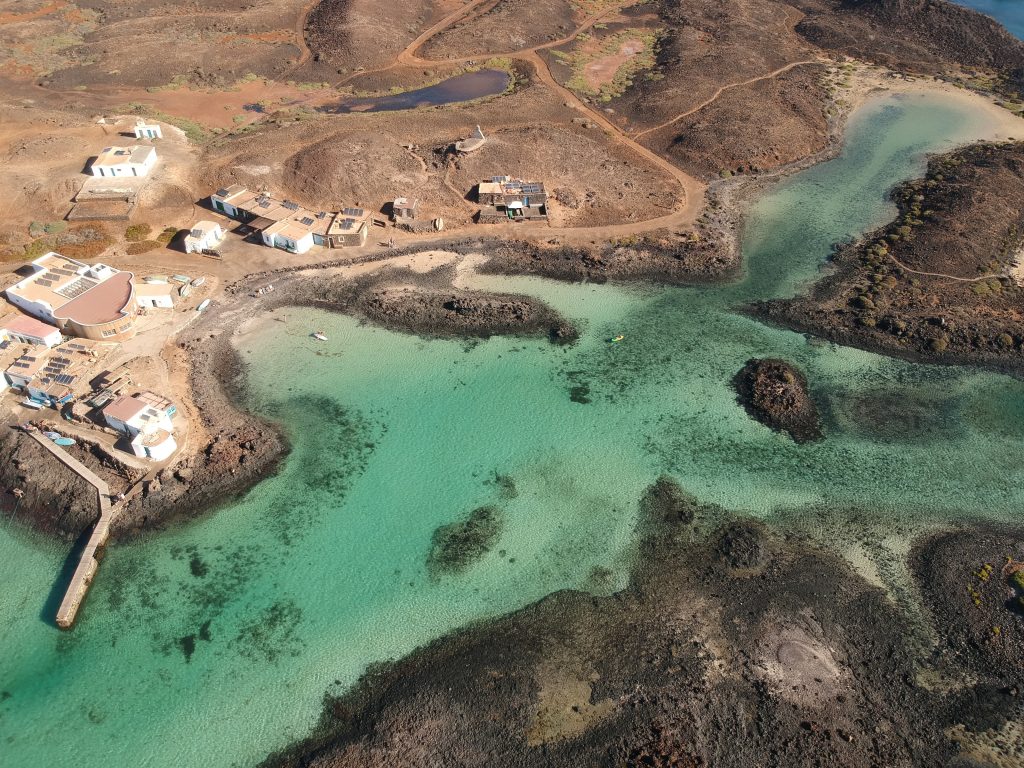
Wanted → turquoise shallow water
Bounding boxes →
[1,93,1023,766]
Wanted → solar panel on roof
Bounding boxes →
[300,217,314,226]
[53,357,71,365]
[215,188,230,197]
[23,356,36,362]
[342,208,363,217]
[58,277,98,299]
[258,200,271,208]
[12,361,28,368]
[36,278,54,287]
[54,374,75,385]
[316,211,327,219]
[282,201,299,211]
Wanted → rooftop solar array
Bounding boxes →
[300,217,314,226]
[283,201,299,211]
[342,207,364,217]
[57,277,98,299]
[53,374,75,385]
[215,188,230,197]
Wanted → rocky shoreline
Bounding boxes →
[0,250,581,540]
[263,484,1024,768]
[754,141,1024,378]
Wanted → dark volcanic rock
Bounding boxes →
[716,520,770,572]
[0,428,100,538]
[426,506,504,579]
[358,288,576,342]
[733,358,823,443]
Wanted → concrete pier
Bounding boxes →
[27,431,115,629]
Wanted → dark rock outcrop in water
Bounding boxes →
[426,506,503,579]
[359,287,577,343]
[263,494,1024,768]
[756,142,1024,377]
[733,358,823,443]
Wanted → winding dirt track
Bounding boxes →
[299,0,819,240]
[632,59,821,139]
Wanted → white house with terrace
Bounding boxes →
[89,145,158,177]
[103,391,178,461]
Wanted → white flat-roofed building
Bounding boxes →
[135,282,176,309]
[133,121,162,140]
[183,220,225,254]
[1,314,63,347]
[261,218,315,254]
[90,145,158,177]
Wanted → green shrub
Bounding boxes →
[125,223,151,242]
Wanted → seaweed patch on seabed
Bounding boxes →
[427,506,505,579]
[229,599,305,663]
[825,386,966,443]
[259,394,378,547]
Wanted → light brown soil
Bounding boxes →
[450,123,678,227]
[583,38,645,90]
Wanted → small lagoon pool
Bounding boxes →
[318,69,509,113]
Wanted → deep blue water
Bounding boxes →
[952,0,1024,39]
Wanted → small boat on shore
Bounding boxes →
[312,331,328,341]
[43,431,61,440]
[197,299,211,312]
[21,399,43,410]
[192,276,206,287]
